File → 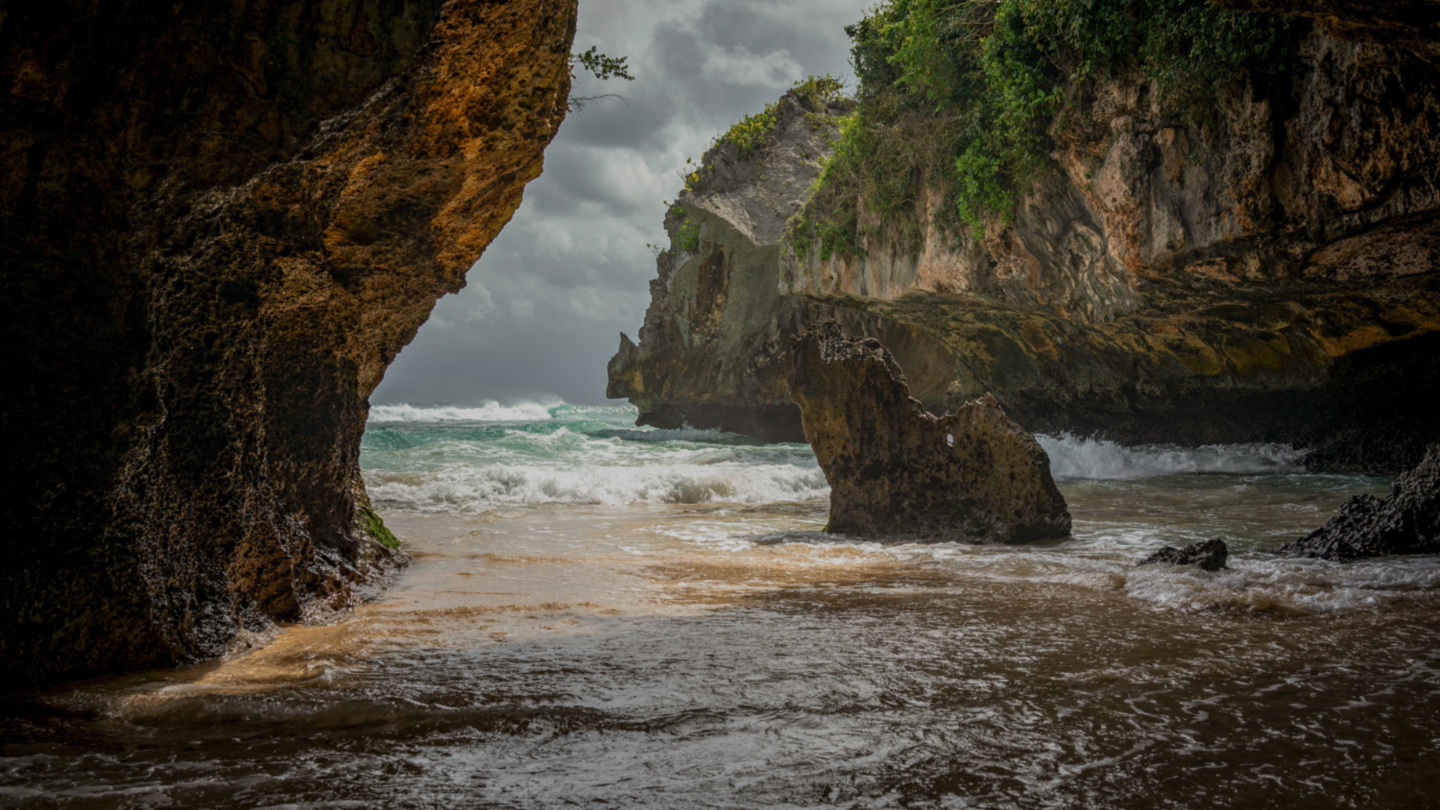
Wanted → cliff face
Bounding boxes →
[0,0,576,684]
[783,28,1440,472]
[607,89,958,440]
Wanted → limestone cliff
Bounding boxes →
[607,87,958,440]
[0,0,576,684]
[783,26,1440,473]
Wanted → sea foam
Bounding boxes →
[365,461,829,510]
[369,401,559,423]
[1038,434,1306,480]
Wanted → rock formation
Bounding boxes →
[1139,539,1230,571]
[785,323,1072,543]
[1283,445,1440,559]
[781,26,1440,474]
[0,0,576,685]
[606,87,958,441]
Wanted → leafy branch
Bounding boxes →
[568,46,634,112]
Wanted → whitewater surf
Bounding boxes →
[3,401,1437,808]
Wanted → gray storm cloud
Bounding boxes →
[372,0,868,406]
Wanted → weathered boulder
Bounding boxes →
[606,86,957,441]
[1139,539,1230,571]
[1,0,576,685]
[785,323,1071,543]
[1282,445,1440,560]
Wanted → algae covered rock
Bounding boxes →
[1282,445,1440,560]
[785,322,1071,543]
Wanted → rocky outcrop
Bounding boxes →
[1283,445,1440,559]
[782,28,1440,473]
[785,323,1072,542]
[1139,539,1230,571]
[0,0,576,685]
[607,88,958,441]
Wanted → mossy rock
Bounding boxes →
[359,505,401,550]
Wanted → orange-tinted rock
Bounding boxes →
[0,0,576,685]
[786,323,1071,543]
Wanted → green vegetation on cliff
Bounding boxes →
[684,75,847,192]
[791,0,1297,256]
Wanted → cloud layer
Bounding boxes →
[372,0,868,406]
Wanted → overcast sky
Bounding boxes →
[371,0,869,406]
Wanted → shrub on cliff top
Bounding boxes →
[716,76,846,161]
[791,0,1297,256]
[684,75,850,193]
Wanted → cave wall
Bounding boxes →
[0,0,577,685]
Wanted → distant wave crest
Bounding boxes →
[369,401,558,423]
[1039,434,1306,480]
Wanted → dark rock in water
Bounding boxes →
[1139,539,1229,571]
[1282,445,1440,560]
[785,322,1071,543]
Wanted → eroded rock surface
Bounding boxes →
[1140,539,1230,571]
[785,323,1071,543]
[1283,446,1440,559]
[1,0,576,684]
[783,28,1440,473]
[607,88,957,440]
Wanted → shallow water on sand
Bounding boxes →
[3,405,1437,809]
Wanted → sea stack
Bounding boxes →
[785,322,1071,543]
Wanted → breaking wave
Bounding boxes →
[361,403,823,511]
[1038,434,1306,480]
[365,461,828,511]
[357,403,1418,615]
[369,400,559,423]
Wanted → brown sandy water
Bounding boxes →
[4,486,1440,809]
[3,408,1438,808]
